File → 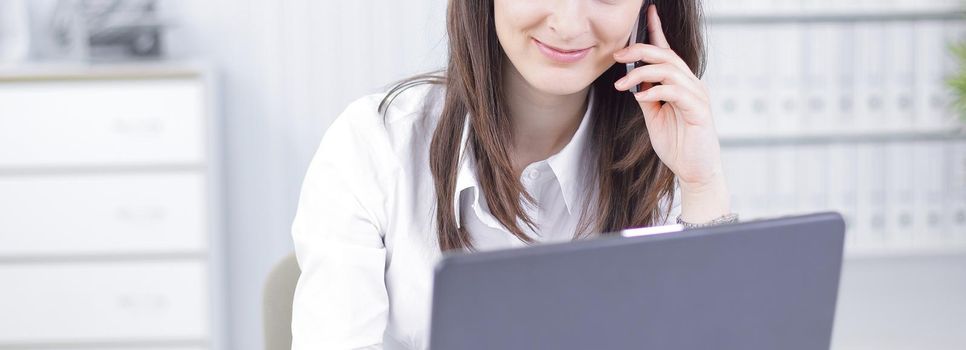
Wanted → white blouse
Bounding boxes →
[290,83,681,350]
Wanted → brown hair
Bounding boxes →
[379,0,706,251]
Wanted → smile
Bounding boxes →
[532,38,592,64]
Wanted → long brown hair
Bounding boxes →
[379,0,706,251]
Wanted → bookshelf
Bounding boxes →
[708,10,966,25]
[703,1,966,258]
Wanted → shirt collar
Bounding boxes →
[453,90,595,228]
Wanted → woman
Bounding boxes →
[291,0,736,349]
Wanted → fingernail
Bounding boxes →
[615,77,626,88]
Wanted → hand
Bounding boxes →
[612,4,731,222]
[612,4,722,193]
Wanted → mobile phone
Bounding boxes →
[626,1,650,93]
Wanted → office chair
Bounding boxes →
[263,252,300,350]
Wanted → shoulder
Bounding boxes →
[331,82,444,132]
[316,81,445,180]
[326,82,443,146]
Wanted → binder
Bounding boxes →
[768,23,804,135]
[827,143,860,249]
[801,23,838,134]
[914,20,948,131]
[719,147,746,215]
[725,147,772,220]
[911,140,945,248]
[947,139,966,243]
[832,23,858,134]
[853,21,889,133]
[885,141,915,246]
[884,21,917,132]
[854,142,888,250]
[770,144,800,217]
[709,25,762,137]
[796,144,829,213]
[740,26,771,136]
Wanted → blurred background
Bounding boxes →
[0,0,963,349]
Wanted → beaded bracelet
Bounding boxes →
[676,212,739,229]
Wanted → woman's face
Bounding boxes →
[494,0,643,95]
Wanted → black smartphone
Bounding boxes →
[626,1,650,93]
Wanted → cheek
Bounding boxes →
[595,13,636,52]
[590,22,631,68]
[494,1,540,44]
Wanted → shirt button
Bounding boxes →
[527,169,539,179]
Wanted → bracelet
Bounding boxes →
[676,212,739,229]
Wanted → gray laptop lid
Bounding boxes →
[430,212,845,350]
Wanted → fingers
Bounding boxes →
[633,84,709,119]
[646,4,670,49]
[614,4,691,75]
[614,43,693,78]
[614,63,707,102]
[618,3,710,126]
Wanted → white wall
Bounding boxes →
[162,1,447,348]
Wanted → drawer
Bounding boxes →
[0,79,205,167]
[0,260,209,343]
[0,173,207,256]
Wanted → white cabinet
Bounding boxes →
[0,173,207,256]
[0,261,209,343]
[0,79,206,167]
[0,64,222,349]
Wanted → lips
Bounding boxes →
[532,38,592,64]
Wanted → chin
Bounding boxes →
[523,67,596,96]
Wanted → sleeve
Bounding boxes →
[290,97,391,350]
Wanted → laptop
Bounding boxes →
[429,211,845,350]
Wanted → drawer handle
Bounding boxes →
[116,293,170,313]
[112,117,164,135]
[115,205,167,223]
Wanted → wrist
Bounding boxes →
[679,172,732,224]
[678,161,725,194]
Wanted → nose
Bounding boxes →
[546,0,589,42]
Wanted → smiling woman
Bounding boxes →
[291,0,731,349]
[392,0,721,252]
